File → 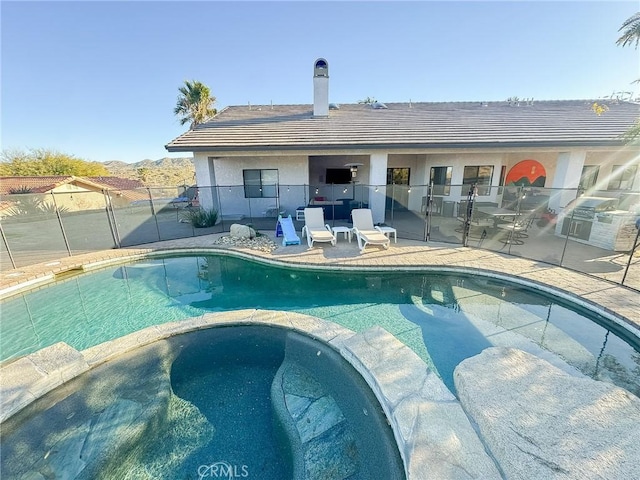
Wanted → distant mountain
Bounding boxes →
[103,157,195,187]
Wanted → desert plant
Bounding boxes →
[181,207,218,228]
[8,186,34,194]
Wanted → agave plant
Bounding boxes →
[181,207,219,228]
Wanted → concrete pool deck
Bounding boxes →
[1,232,638,332]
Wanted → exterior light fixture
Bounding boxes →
[344,162,364,179]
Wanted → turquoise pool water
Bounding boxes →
[2,253,639,395]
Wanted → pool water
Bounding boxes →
[1,254,639,396]
[169,327,291,479]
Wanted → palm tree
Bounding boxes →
[617,12,640,48]
[174,80,217,129]
[616,12,640,144]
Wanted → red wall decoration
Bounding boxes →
[505,159,546,187]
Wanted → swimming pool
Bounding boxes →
[1,253,639,397]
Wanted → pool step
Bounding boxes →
[271,358,359,479]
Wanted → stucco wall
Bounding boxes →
[191,153,307,215]
[190,147,638,219]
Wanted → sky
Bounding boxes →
[1,1,639,164]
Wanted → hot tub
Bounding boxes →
[0,325,404,479]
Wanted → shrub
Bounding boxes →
[181,207,219,228]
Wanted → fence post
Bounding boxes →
[621,225,640,285]
[0,222,16,269]
[462,183,476,247]
[424,183,433,242]
[559,192,579,267]
[147,188,161,242]
[50,192,72,257]
[103,190,122,248]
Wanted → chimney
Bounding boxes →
[313,58,329,117]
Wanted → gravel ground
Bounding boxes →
[212,234,278,253]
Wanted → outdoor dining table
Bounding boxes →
[475,207,521,228]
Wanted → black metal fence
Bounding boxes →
[1,184,638,290]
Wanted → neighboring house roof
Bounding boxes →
[165,100,640,153]
[0,176,145,198]
[84,176,146,191]
[0,176,77,194]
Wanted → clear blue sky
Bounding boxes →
[1,1,638,164]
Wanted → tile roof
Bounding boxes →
[165,100,640,152]
[85,176,145,191]
[0,176,73,194]
[0,176,144,196]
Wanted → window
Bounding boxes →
[463,165,494,196]
[579,165,599,191]
[499,165,507,186]
[429,166,452,195]
[607,165,637,190]
[386,168,410,185]
[243,169,278,198]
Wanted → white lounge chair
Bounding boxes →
[301,207,336,248]
[351,209,390,253]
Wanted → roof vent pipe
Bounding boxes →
[313,58,329,117]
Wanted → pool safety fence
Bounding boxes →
[1,183,638,291]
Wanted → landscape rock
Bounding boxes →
[229,223,256,239]
[454,347,640,480]
[213,232,277,252]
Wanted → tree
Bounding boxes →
[174,80,217,129]
[617,12,640,48]
[616,12,640,143]
[358,96,377,105]
[137,167,150,182]
[0,148,109,176]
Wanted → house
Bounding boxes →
[0,176,146,216]
[166,58,640,225]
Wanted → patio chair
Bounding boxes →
[301,207,336,248]
[351,208,390,253]
[497,213,535,246]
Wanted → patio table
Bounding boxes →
[476,207,520,228]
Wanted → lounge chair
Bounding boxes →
[351,209,390,253]
[301,207,336,248]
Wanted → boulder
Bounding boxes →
[229,223,256,239]
[454,347,640,480]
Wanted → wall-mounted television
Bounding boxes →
[325,168,351,184]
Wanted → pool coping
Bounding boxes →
[0,310,501,479]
